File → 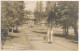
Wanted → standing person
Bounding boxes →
[47,23,53,43]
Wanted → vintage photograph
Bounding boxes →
[1,1,78,50]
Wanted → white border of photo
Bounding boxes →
[1,0,79,1]
[0,0,79,51]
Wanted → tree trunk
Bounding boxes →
[73,19,78,39]
[63,26,68,37]
[47,27,50,42]
[63,28,65,36]
[16,25,18,31]
[73,24,78,39]
[66,26,68,36]
[63,29,66,36]
[63,25,66,36]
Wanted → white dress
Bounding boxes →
[47,27,53,43]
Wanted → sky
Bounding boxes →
[24,1,46,12]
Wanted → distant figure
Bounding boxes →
[31,26,33,28]
[9,27,12,32]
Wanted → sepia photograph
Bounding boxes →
[1,0,79,50]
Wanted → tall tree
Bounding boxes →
[34,1,44,24]
[45,1,78,42]
[53,1,78,38]
[1,1,25,33]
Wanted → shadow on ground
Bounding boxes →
[32,31,78,44]
[38,29,45,30]
[54,34,78,44]
[2,34,19,41]
[7,35,19,40]
[32,31,47,35]
[1,34,19,47]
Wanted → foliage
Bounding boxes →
[2,1,25,28]
[45,1,78,37]
[34,1,45,23]
[1,1,25,40]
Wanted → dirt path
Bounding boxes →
[26,26,78,50]
[2,25,33,50]
[2,25,78,50]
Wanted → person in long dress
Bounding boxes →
[47,24,53,43]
